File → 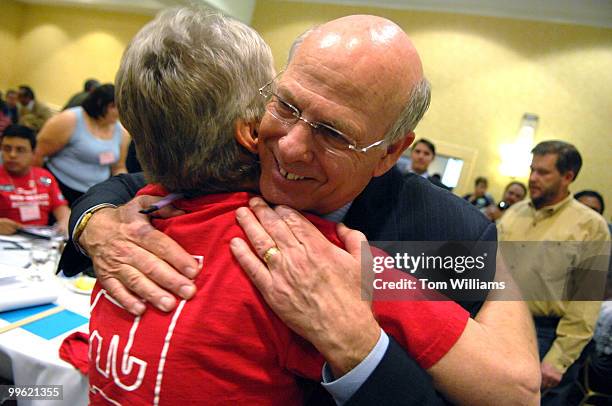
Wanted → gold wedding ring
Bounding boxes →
[263,246,280,265]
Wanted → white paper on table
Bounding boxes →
[0,263,24,281]
[0,267,58,312]
[0,235,30,252]
[0,234,30,244]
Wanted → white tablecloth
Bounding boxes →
[0,241,90,406]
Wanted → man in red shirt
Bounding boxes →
[0,124,69,235]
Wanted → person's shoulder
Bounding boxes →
[498,200,529,229]
[34,99,53,113]
[136,183,167,198]
[31,167,61,189]
[399,172,493,236]
[45,108,77,129]
[31,166,55,179]
[567,198,611,238]
[507,200,530,215]
[405,174,485,214]
[566,197,600,220]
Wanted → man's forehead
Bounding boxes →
[278,69,367,135]
[533,153,557,164]
[531,153,559,169]
[2,137,29,146]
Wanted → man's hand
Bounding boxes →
[230,197,380,377]
[540,361,562,390]
[484,206,502,221]
[79,195,200,315]
[53,205,70,237]
[0,218,21,235]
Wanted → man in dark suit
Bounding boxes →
[60,14,538,405]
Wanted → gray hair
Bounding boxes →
[383,77,431,144]
[287,29,431,145]
[115,7,275,194]
[286,27,316,64]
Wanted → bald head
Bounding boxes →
[258,15,430,214]
[288,15,429,143]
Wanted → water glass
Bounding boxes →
[29,239,52,281]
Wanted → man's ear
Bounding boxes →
[562,170,576,185]
[373,131,415,177]
[234,119,258,153]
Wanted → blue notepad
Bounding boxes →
[0,303,88,340]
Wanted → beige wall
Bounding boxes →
[0,0,24,92]
[2,3,152,109]
[252,1,612,219]
[3,1,610,218]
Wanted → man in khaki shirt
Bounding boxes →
[498,140,610,404]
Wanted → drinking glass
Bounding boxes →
[29,239,52,281]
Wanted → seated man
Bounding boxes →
[0,124,69,235]
[88,7,536,405]
[464,176,495,210]
[484,181,527,222]
[17,86,53,132]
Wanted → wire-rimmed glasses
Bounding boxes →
[258,72,386,154]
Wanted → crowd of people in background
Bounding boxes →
[0,78,101,135]
[0,86,53,133]
[391,135,611,404]
[0,13,610,404]
[0,79,130,232]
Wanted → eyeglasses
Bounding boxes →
[258,73,386,153]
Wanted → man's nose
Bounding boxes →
[277,122,315,164]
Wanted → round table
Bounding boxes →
[0,235,90,406]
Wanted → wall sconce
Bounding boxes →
[499,113,539,178]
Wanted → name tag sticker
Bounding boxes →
[19,205,41,222]
[98,151,116,165]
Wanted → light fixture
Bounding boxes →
[499,113,539,178]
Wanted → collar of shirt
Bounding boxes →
[527,193,573,222]
[322,202,353,223]
[409,167,429,178]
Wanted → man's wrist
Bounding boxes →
[321,329,387,405]
[322,317,381,377]
[72,203,117,256]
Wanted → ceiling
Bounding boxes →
[16,0,612,28]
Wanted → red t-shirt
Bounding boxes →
[0,166,67,226]
[88,186,468,405]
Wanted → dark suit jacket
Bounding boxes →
[59,168,496,405]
